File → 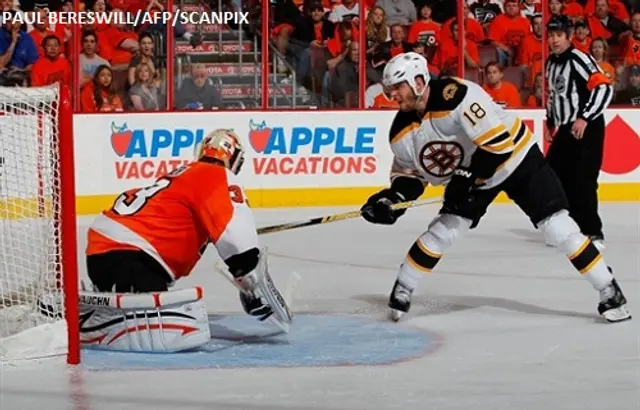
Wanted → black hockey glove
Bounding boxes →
[239,291,273,321]
[442,166,478,221]
[361,188,407,225]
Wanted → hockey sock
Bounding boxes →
[397,237,442,290]
[564,237,613,291]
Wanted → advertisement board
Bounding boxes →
[73,109,639,214]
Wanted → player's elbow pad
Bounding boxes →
[391,176,425,201]
[224,247,260,278]
[469,146,511,180]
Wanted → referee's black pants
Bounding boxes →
[545,116,605,239]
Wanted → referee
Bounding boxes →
[544,15,613,249]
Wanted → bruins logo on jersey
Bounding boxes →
[443,83,458,100]
[418,141,465,177]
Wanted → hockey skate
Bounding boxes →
[598,279,631,323]
[388,279,413,322]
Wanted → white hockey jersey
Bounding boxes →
[389,77,535,190]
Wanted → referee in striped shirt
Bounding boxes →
[544,15,613,248]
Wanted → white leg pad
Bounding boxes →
[538,210,586,255]
[79,287,210,353]
[419,213,472,254]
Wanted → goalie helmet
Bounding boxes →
[382,52,430,97]
[196,129,245,175]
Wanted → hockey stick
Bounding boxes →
[256,197,442,235]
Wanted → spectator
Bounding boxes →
[374,24,412,65]
[28,7,63,57]
[95,8,139,66]
[590,37,616,82]
[323,21,357,105]
[572,19,593,52]
[441,3,485,44]
[548,0,565,20]
[411,42,441,77]
[587,0,630,45]
[407,4,441,48]
[128,32,161,88]
[79,29,110,87]
[521,0,543,18]
[517,14,543,78]
[80,64,123,112]
[137,0,201,49]
[621,11,640,65]
[30,35,71,87]
[329,41,380,106]
[0,15,38,74]
[288,1,335,93]
[366,6,390,62]
[471,0,502,28]
[488,0,532,66]
[583,0,631,24]
[564,2,586,24]
[365,82,399,108]
[524,72,543,107]
[482,61,522,107]
[328,0,360,23]
[174,64,222,110]
[433,18,480,73]
[613,64,640,104]
[376,0,417,26]
[128,62,161,111]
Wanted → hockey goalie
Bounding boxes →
[80,129,292,353]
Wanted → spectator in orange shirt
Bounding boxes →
[80,64,123,112]
[441,2,485,44]
[517,14,543,73]
[564,2,585,24]
[622,11,640,65]
[96,8,140,66]
[28,7,62,57]
[582,0,630,24]
[30,35,71,87]
[408,4,441,48]
[524,72,543,107]
[433,18,480,74]
[587,0,630,45]
[572,19,593,52]
[590,37,616,83]
[482,61,522,107]
[489,0,533,66]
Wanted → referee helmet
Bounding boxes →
[546,15,574,35]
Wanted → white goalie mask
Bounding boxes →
[195,129,245,175]
[382,52,431,98]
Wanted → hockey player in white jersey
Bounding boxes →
[361,52,631,323]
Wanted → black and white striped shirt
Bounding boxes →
[545,46,613,129]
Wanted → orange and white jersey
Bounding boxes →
[86,161,258,282]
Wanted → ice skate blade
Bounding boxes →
[601,305,631,323]
[390,309,404,322]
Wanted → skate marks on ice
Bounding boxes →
[80,314,436,371]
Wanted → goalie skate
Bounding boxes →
[251,250,293,333]
[598,279,631,323]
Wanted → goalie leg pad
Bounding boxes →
[252,249,293,333]
[79,287,210,353]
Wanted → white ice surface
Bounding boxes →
[1,203,639,410]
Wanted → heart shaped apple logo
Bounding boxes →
[110,122,132,157]
[248,120,272,153]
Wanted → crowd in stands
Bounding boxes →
[0,0,639,111]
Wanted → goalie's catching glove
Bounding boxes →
[361,189,407,225]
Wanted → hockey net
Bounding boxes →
[0,84,78,363]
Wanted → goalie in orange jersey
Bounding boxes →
[80,129,292,353]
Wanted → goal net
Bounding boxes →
[0,84,78,363]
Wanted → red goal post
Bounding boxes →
[0,84,79,364]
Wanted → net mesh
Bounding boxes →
[0,85,64,341]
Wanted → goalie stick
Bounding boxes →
[256,197,442,235]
